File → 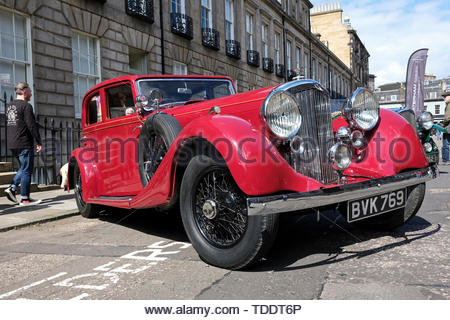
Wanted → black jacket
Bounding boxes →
[6,99,42,149]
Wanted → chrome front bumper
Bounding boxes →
[247,165,438,216]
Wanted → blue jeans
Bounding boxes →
[443,133,450,163]
[10,148,34,200]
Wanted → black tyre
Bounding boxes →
[138,113,182,187]
[74,164,102,218]
[347,183,426,230]
[180,155,279,270]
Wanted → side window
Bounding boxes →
[105,84,135,119]
[86,92,102,125]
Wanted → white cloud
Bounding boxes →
[311,0,450,87]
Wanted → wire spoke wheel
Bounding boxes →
[193,168,248,248]
[180,155,279,269]
[75,170,86,210]
[143,133,167,182]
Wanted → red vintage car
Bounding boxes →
[68,75,438,269]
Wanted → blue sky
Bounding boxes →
[310,0,450,87]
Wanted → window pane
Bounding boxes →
[88,77,97,89]
[79,36,89,74]
[88,37,95,75]
[14,62,26,83]
[201,8,207,28]
[74,76,80,118]
[0,10,14,59]
[14,14,27,61]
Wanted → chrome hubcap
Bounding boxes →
[202,200,217,220]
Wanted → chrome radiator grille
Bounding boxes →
[288,85,338,185]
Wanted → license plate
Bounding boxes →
[347,189,406,223]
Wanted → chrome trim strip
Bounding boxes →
[247,165,438,216]
[89,196,134,202]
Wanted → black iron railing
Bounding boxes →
[247,50,260,67]
[170,12,193,39]
[1,92,82,185]
[202,28,220,50]
[276,64,285,78]
[125,0,154,23]
[263,57,274,73]
[225,40,241,59]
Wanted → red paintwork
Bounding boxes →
[70,75,429,209]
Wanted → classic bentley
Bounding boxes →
[68,75,438,269]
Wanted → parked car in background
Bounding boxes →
[68,75,438,270]
[394,108,447,164]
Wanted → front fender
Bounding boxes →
[69,148,100,201]
[174,115,323,196]
[333,108,429,177]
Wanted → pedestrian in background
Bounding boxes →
[441,89,450,165]
[4,82,42,205]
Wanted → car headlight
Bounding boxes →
[418,111,434,130]
[262,91,302,139]
[423,142,433,153]
[343,88,379,131]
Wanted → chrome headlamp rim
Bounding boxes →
[343,87,380,131]
[261,80,329,139]
[418,111,434,131]
[261,89,302,139]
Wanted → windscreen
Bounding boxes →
[137,79,235,106]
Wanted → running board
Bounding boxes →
[88,196,135,209]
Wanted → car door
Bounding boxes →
[94,81,142,196]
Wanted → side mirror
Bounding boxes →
[149,89,164,104]
[135,95,150,116]
[149,89,164,113]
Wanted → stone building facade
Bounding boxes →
[310,3,370,88]
[0,0,367,121]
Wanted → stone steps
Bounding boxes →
[0,183,61,197]
[0,162,61,197]
[0,172,16,185]
[0,162,12,172]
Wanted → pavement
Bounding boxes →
[0,161,448,233]
[0,189,79,232]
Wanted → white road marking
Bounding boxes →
[54,273,109,290]
[1,241,191,299]
[120,248,181,261]
[0,272,67,299]
[430,188,450,194]
[93,261,117,272]
[70,293,90,300]
[148,241,191,249]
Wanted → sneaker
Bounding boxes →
[19,198,42,206]
[5,187,18,204]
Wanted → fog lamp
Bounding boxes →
[336,126,351,142]
[290,136,305,154]
[328,142,352,170]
